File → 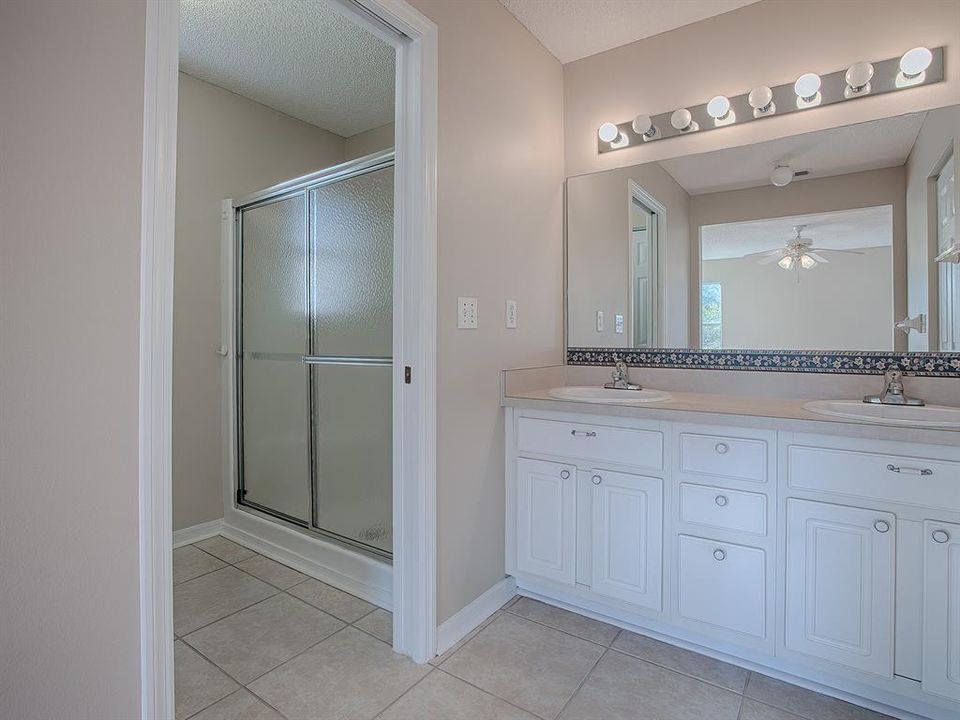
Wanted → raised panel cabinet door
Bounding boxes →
[591,470,663,610]
[785,499,895,677]
[516,458,577,585]
[923,520,960,702]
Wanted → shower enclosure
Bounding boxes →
[234,151,394,558]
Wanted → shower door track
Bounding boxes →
[234,151,396,562]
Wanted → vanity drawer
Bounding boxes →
[787,445,960,512]
[680,483,767,535]
[678,535,766,638]
[517,417,662,470]
[679,432,767,483]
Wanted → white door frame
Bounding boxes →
[138,0,438,715]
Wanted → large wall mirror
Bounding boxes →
[566,104,959,369]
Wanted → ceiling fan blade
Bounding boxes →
[809,247,865,255]
[806,252,830,264]
[742,249,783,259]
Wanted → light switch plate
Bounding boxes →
[458,296,478,329]
[505,299,518,328]
[596,310,604,332]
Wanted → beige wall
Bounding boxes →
[345,122,396,160]
[0,1,145,717]
[173,73,346,531]
[409,0,564,623]
[563,0,960,177]
[689,167,908,349]
[567,163,690,347]
[702,246,894,350]
[905,104,960,350]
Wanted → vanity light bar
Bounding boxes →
[597,47,944,154]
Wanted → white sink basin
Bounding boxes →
[548,385,671,404]
[803,400,960,429]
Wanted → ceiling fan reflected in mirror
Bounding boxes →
[741,225,864,280]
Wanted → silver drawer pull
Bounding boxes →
[715,495,728,507]
[874,520,890,534]
[571,430,597,437]
[559,470,570,480]
[713,548,726,561]
[933,529,951,544]
[591,474,602,485]
[886,463,932,476]
[715,442,729,454]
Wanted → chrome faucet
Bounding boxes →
[604,360,642,391]
[863,370,925,406]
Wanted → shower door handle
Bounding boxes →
[301,355,393,367]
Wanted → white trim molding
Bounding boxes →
[172,519,224,549]
[139,0,179,717]
[436,578,517,656]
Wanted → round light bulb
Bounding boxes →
[748,86,773,111]
[794,72,822,100]
[631,114,654,137]
[845,61,874,91]
[900,46,932,77]
[671,108,693,131]
[598,122,620,143]
[778,256,795,270]
[770,164,793,187]
[706,95,731,120]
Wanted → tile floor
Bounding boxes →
[174,535,893,720]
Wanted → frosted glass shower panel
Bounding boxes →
[312,364,392,554]
[242,194,308,354]
[310,167,394,358]
[239,193,310,522]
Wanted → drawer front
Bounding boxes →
[517,417,663,470]
[679,432,767,483]
[680,483,767,535]
[678,535,766,638]
[787,445,960,512]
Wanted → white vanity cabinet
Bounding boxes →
[505,405,960,720]
[784,499,895,677]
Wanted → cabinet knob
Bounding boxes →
[933,529,951,544]
[591,474,602,485]
[715,442,729,454]
[715,495,728,507]
[559,470,570,479]
[874,520,890,534]
[713,548,726,561]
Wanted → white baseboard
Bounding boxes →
[436,577,516,656]
[221,511,392,611]
[173,519,224,548]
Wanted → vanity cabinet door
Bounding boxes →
[923,520,960,702]
[515,458,577,585]
[591,469,662,610]
[785,499,895,677]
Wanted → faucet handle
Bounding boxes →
[884,370,904,392]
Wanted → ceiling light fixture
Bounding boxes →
[706,95,731,120]
[748,86,775,117]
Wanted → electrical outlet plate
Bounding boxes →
[505,299,517,328]
[458,296,478,329]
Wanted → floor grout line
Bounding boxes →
[370,666,437,719]
[434,664,551,720]
[502,604,620,649]
[551,645,608,720]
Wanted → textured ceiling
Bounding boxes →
[701,206,893,260]
[179,0,395,138]
[661,113,927,196]
[498,0,760,63]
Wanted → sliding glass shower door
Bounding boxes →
[237,154,394,557]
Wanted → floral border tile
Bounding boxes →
[567,347,960,377]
